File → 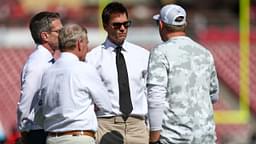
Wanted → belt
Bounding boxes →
[99,115,145,123]
[48,130,95,138]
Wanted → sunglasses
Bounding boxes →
[110,20,132,29]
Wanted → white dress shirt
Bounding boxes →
[40,52,111,132]
[86,39,149,117]
[17,45,54,131]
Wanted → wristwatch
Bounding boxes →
[149,140,161,144]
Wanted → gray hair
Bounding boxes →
[58,24,87,52]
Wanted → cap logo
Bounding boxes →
[175,16,184,22]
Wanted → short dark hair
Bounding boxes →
[102,2,128,24]
[29,11,60,44]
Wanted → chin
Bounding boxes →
[117,38,125,44]
[80,58,85,62]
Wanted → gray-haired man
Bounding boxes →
[36,24,111,144]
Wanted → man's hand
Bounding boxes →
[149,131,160,143]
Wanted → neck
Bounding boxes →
[63,49,85,62]
[42,44,55,56]
[107,37,124,46]
[167,31,186,39]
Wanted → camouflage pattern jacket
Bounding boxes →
[147,36,219,144]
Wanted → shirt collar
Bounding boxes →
[60,52,79,61]
[168,36,190,41]
[103,39,128,52]
[37,44,54,62]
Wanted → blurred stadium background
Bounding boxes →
[0,0,256,143]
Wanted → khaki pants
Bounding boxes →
[47,135,95,144]
[96,116,149,144]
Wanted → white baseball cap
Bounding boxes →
[153,4,186,26]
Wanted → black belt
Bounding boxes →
[99,115,145,123]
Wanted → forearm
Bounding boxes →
[147,84,165,130]
[147,84,165,143]
[17,103,30,131]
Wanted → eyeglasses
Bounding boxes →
[49,29,61,34]
[110,20,132,29]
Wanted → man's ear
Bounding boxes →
[77,39,82,51]
[159,20,164,29]
[40,32,48,42]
